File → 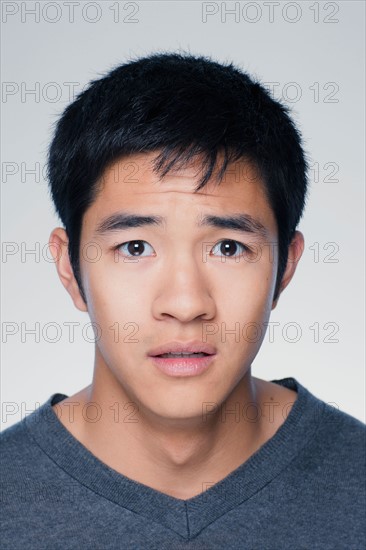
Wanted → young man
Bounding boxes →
[1,52,365,548]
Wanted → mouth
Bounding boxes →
[156,352,209,358]
[148,341,217,357]
[148,341,217,377]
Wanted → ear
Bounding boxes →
[271,230,305,310]
[48,227,88,312]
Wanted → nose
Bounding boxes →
[151,250,216,323]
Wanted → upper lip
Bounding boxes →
[148,340,217,357]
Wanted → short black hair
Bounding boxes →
[47,51,310,304]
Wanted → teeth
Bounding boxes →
[159,352,208,358]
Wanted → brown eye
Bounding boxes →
[127,241,145,256]
[116,240,154,257]
[212,240,248,258]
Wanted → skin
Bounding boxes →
[49,151,304,500]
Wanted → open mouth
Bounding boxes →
[147,342,217,374]
[157,352,210,358]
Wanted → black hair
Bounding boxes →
[47,51,309,304]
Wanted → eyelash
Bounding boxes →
[113,239,252,259]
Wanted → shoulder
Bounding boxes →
[268,376,366,472]
[0,418,38,471]
[1,418,43,505]
[0,396,61,476]
[1,417,30,450]
[299,398,366,493]
[319,401,366,451]
[290,377,366,456]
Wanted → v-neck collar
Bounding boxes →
[25,377,325,539]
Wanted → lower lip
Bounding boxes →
[149,354,216,377]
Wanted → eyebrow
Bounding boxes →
[94,211,269,239]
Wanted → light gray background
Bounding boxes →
[1,1,365,427]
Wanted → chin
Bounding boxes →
[146,399,209,424]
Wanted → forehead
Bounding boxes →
[96,152,265,200]
[84,151,277,235]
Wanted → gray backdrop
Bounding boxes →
[1,0,365,427]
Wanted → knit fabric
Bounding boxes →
[1,377,365,549]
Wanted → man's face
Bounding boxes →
[73,152,280,418]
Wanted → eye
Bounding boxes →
[211,239,250,258]
[115,240,155,257]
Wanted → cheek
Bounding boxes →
[82,264,148,374]
[82,259,149,329]
[216,254,276,309]
[212,259,276,356]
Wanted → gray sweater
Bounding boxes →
[1,377,365,549]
